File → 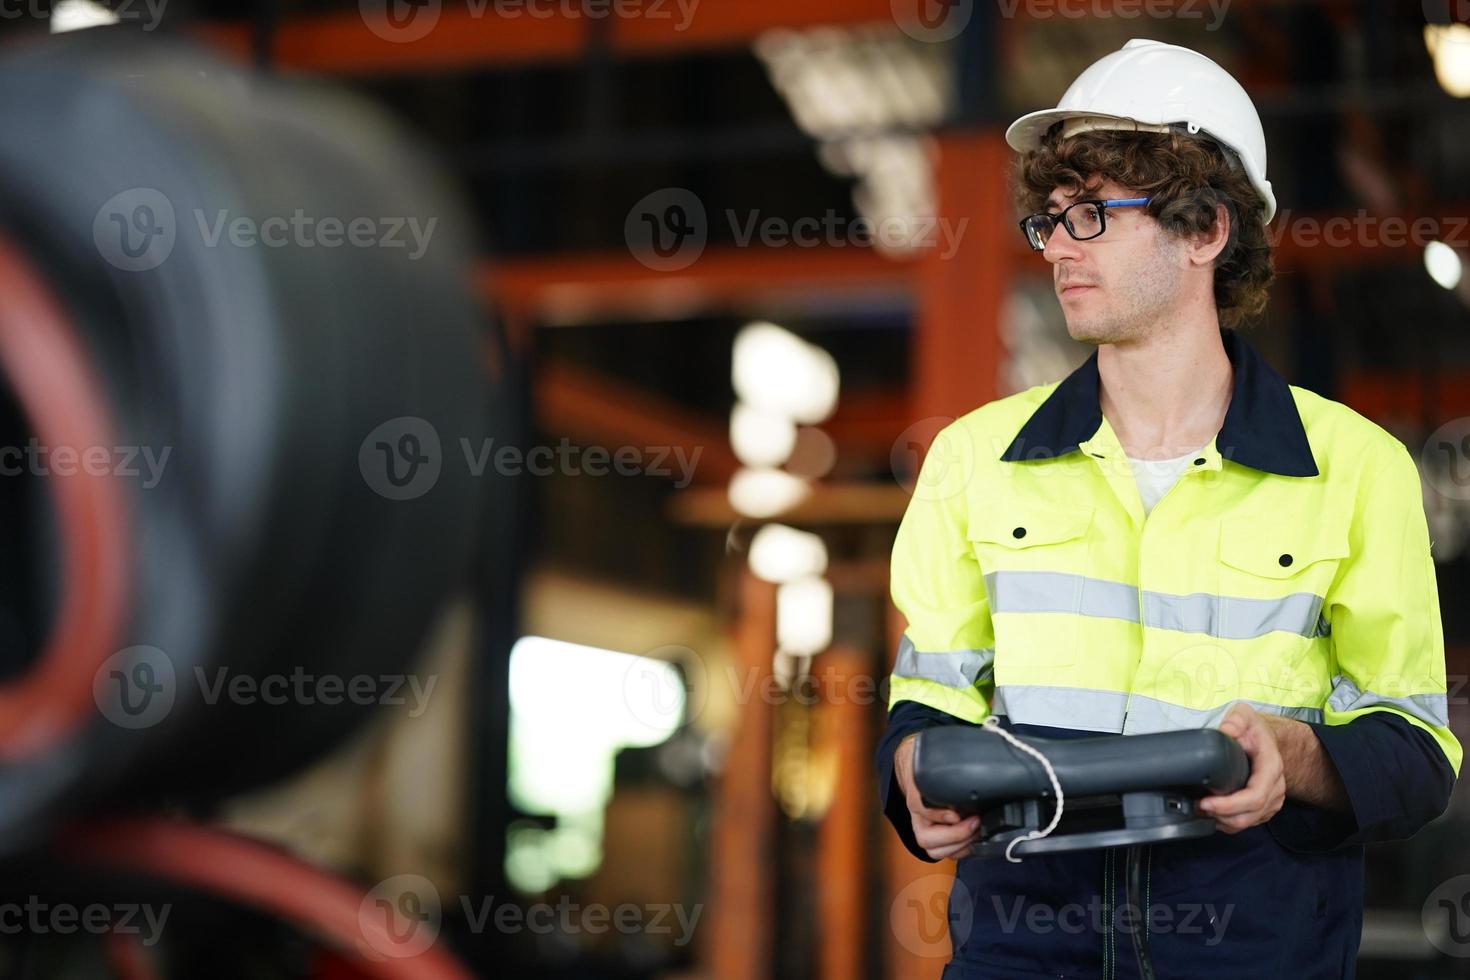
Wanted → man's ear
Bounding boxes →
[1190,202,1231,268]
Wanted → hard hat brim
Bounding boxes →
[1005,109,1170,153]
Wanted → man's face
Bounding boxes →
[1040,177,1188,346]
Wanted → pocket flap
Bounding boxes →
[1219,519,1348,579]
[968,505,1093,550]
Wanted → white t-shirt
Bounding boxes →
[1127,448,1205,515]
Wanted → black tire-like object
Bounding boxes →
[0,35,490,848]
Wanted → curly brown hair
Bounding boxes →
[1015,127,1274,329]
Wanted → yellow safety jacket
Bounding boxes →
[890,329,1457,759]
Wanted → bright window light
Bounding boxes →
[506,637,683,889]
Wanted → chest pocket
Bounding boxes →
[967,504,1095,669]
[967,504,1094,568]
[1217,520,1347,594]
[1217,518,1347,697]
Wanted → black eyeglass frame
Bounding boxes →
[1018,197,1152,251]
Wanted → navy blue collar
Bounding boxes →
[998,329,1319,477]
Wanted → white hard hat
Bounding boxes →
[1005,38,1276,222]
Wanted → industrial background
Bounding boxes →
[2,1,1470,978]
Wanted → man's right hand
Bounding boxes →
[895,733,983,861]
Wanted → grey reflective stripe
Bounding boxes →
[983,570,1329,640]
[893,634,994,688]
[992,685,1333,734]
[991,685,1128,733]
[984,571,1139,622]
[1141,590,1326,641]
[1122,695,1322,734]
[1327,674,1449,727]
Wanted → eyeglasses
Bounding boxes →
[1018,197,1152,251]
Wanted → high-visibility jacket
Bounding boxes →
[876,328,1460,979]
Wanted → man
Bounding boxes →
[876,39,1461,979]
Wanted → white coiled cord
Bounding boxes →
[980,715,1065,863]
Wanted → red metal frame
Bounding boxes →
[196,0,899,74]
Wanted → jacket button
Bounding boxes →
[1193,457,1206,466]
[1279,554,1293,567]
[1013,527,1026,539]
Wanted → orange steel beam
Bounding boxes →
[704,568,778,980]
[885,131,999,968]
[666,482,913,527]
[824,387,912,461]
[882,598,950,980]
[483,247,914,325]
[913,131,1009,427]
[196,0,899,74]
[535,361,737,483]
[1338,370,1470,426]
[815,642,871,980]
[192,0,1321,75]
[194,12,580,72]
[613,0,896,53]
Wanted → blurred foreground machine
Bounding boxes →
[0,32,495,979]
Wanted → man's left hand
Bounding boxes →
[1197,702,1287,834]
